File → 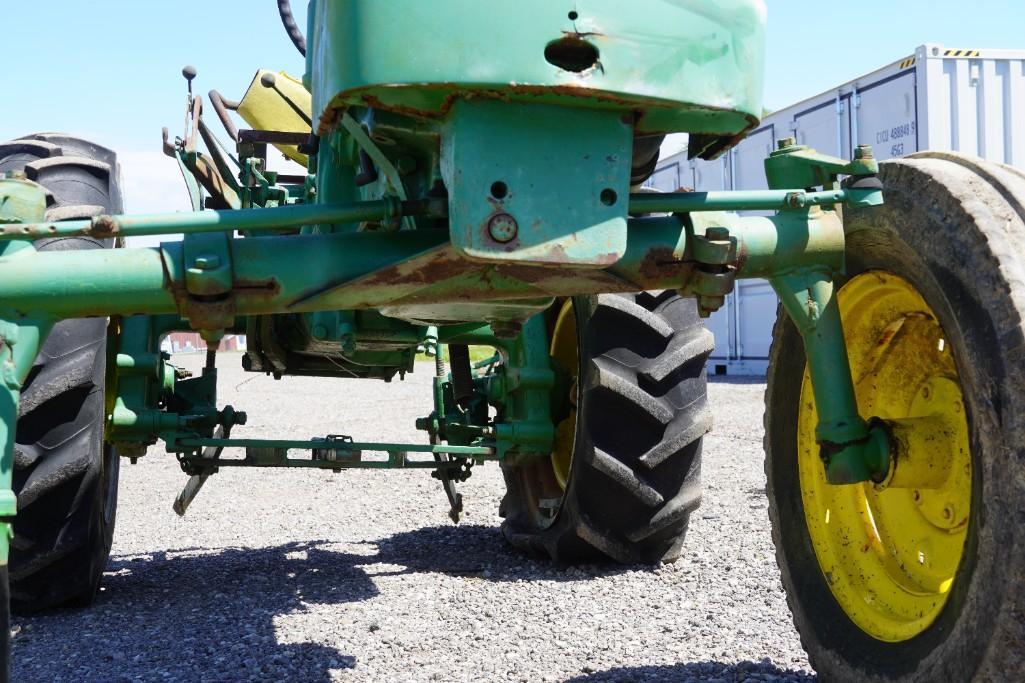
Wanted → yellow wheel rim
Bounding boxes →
[797,272,972,642]
[549,300,578,490]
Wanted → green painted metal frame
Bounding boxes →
[0,172,884,476]
[0,0,891,590]
[761,139,891,484]
[0,208,843,316]
[0,180,55,574]
[307,0,765,143]
[0,144,896,655]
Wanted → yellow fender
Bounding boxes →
[237,69,311,166]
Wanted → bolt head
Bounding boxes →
[778,136,797,150]
[697,294,725,316]
[487,213,518,243]
[192,254,221,270]
[260,72,277,88]
[855,144,874,159]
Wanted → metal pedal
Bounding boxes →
[173,425,225,516]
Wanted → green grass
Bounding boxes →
[415,344,499,366]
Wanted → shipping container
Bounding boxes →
[649,43,1025,374]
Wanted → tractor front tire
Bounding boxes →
[765,153,1025,681]
[501,292,713,564]
[0,133,122,611]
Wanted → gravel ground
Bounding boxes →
[11,355,815,682]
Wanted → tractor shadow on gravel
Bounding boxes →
[12,540,371,681]
[12,524,784,681]
[10,524,626,681]
[372,523,638,580]
[564,661,816,682]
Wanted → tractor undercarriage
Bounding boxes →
[3,2,1023,679]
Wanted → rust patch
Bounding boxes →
[91,215,120,237]
[358,250,470,290]
[639,246,692,283]
[316,106,342,137]
[495,262,637,296]
[298,247,472,308]
[472,212,623,265]
[348,84,655,125]
[688,113,761,161]
[234,278,281,297]
[182,297,236,334]
[735,238,749,274]
[327,81,758,145]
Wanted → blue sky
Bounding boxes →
[1,0,1021,215]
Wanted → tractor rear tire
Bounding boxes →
[0,133,122,611]
[501,292,713,564]
[765,154,1025,680]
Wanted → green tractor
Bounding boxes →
[0,1,1022,680]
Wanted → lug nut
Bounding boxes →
[487,213,518,243]
[778,136,797,150]
[855,144,874,160]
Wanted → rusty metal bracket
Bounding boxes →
[180,232,235,342]
[682,225,739,317]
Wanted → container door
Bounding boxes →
[925,52,1025,165]
[647,161,682,192]
[690,153,733,365]
[856,71,919,160]
[705,298,734,370]
[689,157,730,193]
[727,124,777,368]
[734,280,778,362]
[731,125,775,192]
[793,95,851,159]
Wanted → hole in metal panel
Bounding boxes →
[490,181,509,200]
[544,36,599,73]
